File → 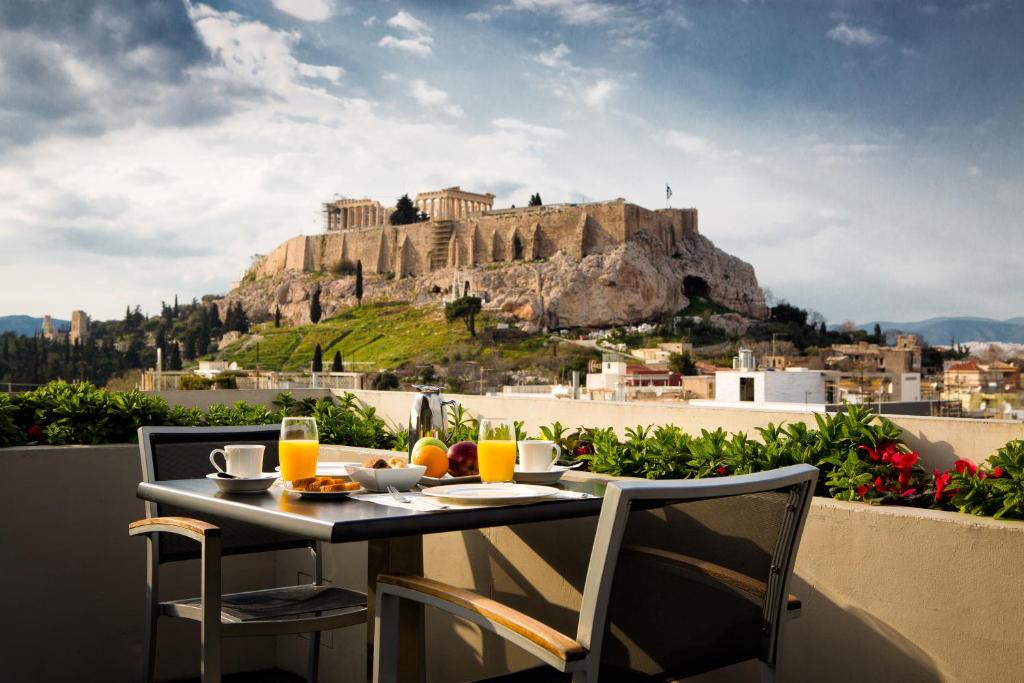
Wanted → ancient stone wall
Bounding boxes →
[252,200,699,280]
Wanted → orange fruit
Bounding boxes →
[412,444,448,478]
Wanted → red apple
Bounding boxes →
[447,441,478,477]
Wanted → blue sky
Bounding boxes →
[1,0,1021,323]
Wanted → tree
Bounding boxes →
[668,351,698,375]
[528,193,542,206]
[310,285,322,324]
[168,342,182,370]
[173,294,179,319]
[312,344,323,372]
[372,371,400,390]
[873,323,883,344]
[445,296,482,337]
[331,351,343,372]
[274,306,281,328]
[819,321,827,336]
[390,194,421,225]
[206,304,222,334]
[355,260,364,306]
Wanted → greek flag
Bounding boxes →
[666,184,673,200]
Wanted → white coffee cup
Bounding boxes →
[210,444,265,479]
[517,440,560,472]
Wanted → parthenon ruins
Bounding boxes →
[413,186,495,220]
[323,186,495,231]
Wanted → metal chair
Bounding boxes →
[129,425,367,683]
[373,464,818,683]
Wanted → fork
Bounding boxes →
[387,485,448,510]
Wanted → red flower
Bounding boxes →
[25,424,43,443]
[891,451,919,471]
[991,467,1004,478]
[873,476,886,493]
[954,459,978,476]
[901,488,917,497]
[880,443,899,464]
[898,470,912,488]
[934,470,952,501]
[859,445,880,462]
[715,466,728,475]
[856,485,869,498]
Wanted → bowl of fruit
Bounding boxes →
[345,456,427,493]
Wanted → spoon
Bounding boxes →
[215,471,237,479]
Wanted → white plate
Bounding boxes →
[206,472,278,494]
[421,483,561,505]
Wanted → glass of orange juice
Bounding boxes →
[279,417,319,482]
[478,418,517,483]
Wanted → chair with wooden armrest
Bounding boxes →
[373,464,818,683]
[131,426,368,683]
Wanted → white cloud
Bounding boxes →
[271,0,334,22]
[535,43,573,69]
[379,10,434,57]
[827,23,887,46]
[378,35,434,57]
[493,118,566,139]
[386,10,431,36]
[497,0,619,25]
[811,142,888,165]
[584,79,618,109]
[409,79,464,117]
[967,165,983,177]
[296,62,344,82]
[663,129,741,161]
[363,16,378,27]
[465,11,492,22]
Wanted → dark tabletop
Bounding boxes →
[137,477,608,543]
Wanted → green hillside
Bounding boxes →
[215,302,473,370]
[212,301,601,384]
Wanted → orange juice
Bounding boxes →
[478,440,516,482]
[279,439,319,481]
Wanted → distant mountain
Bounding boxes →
[857,317,1024,346]
[0,315,69,337]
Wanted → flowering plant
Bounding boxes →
[934,441,1024,519]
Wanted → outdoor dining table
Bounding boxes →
[136,475,608,682]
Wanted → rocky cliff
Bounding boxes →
[218,229,766,332]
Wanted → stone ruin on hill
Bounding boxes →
[228,188,768,331]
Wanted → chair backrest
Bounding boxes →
[576,464,818,680]
[139,425,314,564]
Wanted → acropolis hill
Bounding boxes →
[229,187,767,330]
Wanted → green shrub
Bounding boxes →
[179,375,214,390]
[0,393,23,447]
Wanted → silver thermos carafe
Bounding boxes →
[408,385,459,455]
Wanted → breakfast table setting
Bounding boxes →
[135,404,608,681]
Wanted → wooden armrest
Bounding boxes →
[623,545,799,611]
[378,574,586,662]
[129,516,220,542]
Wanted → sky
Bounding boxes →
[1,0,1021,324]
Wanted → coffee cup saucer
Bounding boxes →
[512,466,567,485]
[206,472,278,494]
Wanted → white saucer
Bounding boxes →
[206,472,278,494]
[513,465,570,485]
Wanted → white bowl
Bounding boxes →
[345,464,426,492]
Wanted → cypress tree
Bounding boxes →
[331,351,343,372]
[274,306,281,328]
[819,321,827,336]
[312,344,323,372]
[207,304,222,332]
[310,285,322,324]
[355,261,364,306]
[168,342,182,370]
[173,294,179,319]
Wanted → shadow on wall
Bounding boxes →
[898,429,961,471]
[781,577,944,683]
